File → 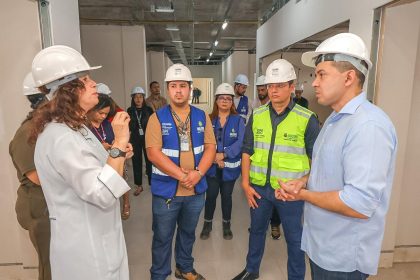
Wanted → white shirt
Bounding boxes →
[35,123,130,280]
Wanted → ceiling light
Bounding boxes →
[214,40,219,46]
[172,40,183,43]
[166,26,179,31]
[209,52,213,57]
[156,7,174,13]
[222,20,228,30]
[206,58,210,63]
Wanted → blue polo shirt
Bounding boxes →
[301,92,397,275]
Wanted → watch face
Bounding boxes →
[110,148,120,158]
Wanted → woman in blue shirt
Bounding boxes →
[200,83,245,240]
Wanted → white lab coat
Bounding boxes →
[34,123,131,280]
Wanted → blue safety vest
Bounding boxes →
[151,105,208,199]
[207,115,242,181]
[236,95,249,119]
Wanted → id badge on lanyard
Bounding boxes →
[180,133,190,151]
[138,128,144,136]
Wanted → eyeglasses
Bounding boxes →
[217,96,233,102]
[267,83,290,89]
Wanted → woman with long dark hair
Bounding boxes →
[30,45,132,280]
[127,86,153,196]
[199,83,245,240]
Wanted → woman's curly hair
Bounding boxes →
[29,79,88,143]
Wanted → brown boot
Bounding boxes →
[175,268,206,280]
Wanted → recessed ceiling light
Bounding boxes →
[209,52,213,57]
[214,40,219,46]
[166,26,179,31]
[222,20,228,30]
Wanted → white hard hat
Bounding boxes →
[301,33,372,76]
[32,45,101,88]
[295,82,304,92]
[131,86,145,95]
[165,64,193,82]
[215,83,235,97]
[265,59,296,84]
[255,75,266,86]
[23,73,42,96]
[96,83,111,95]
[234,74,249,86]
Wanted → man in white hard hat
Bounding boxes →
[146,64,216,280]
[233,74,252,122]
[277,33,397,279]
[293,83,308,109]
[251,75,270,110]
[146,81,167,111]
[233,59,320,280]
[9,73,51,280]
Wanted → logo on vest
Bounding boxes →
[229,128,237,138]
[283,132,298,142]
[162,122,172,136]
[255,128,264,139]
[197,120,204,133]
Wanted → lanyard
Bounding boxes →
[171,108,190,135]
[135,110,142,128]
[93,123,106,143]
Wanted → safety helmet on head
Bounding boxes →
[265,59,296,84]
[96,83,111,96]
[234,74,249,86]
[215,83,235,97]
[31,45,101,89]
[295,82,304,92]
[301,33,372,76]
[255,75,266,86]
[131,86,145,96]
[23,73,42,96]
[164,64,193,82]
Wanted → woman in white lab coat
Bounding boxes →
[30,45,132,280]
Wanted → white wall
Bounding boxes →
[189,65,222,89]
[80,25,148,110]
[256,0,394,61]
[375,1,420,265]
[0,1,42,279]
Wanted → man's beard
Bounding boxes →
[258,94,267,101]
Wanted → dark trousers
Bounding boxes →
[310,259,369,280]
[246,184,305,279]
[271,207,281,226]
[204,169,236,221]
[132,137,152,186]
[15,185,51,280]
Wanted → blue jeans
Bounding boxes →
[310,259,369,280]
[246,184,305,280]
[150,194,205,280]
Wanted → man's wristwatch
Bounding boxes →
[109,147,126,158]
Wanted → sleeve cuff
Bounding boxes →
[339,188,379,218]
[98,164,131,198]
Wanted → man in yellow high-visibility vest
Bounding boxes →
[232,59,320,280]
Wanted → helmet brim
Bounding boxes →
[301,51,372,69]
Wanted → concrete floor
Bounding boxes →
[122,165,420,280]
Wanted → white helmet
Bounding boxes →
[265,59,296,84]
[215,83,235,97]
[165,64,193,82]
[255,75,266,86]
[131,86,145,95]
[301,33,372,76]
[234,74,249,86]
[23,73,42,96]
[32,45,101,88]
[295,82,304,92]
[96,83,111,95]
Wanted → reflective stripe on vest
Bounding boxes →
[250,104,313,189]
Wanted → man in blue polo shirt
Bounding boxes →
[277,33,397,280]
